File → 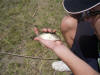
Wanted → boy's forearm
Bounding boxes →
[53,45,99,75]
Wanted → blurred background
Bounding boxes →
[0,0,72,75]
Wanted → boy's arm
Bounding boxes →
[53,45,99,75]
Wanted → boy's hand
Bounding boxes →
[33,27,63,50]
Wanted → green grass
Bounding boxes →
[0,0,100,75]
[0,0,70,75]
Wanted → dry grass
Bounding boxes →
[0,0,72,75]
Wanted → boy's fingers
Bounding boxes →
[33,27,39,35]
[34,37,43,41]
[42,28,56,33]
[53,29,56,33]
[34,37,39,41]
[42,28,48,32]
[47,28,52,32]
[34,37,46,44]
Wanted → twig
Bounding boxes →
[32,9,38,17]
[0,52,58,60]
[32,3,38,17]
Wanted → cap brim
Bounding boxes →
[63,0,100,14]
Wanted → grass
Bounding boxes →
[0,0,99,75]
[0,0,70,75]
